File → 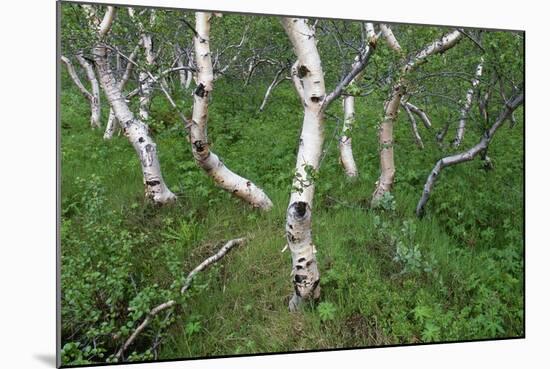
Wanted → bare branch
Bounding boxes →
[417,90,523,217]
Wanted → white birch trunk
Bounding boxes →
[372,29,463,205]
[453,57,484,147]
[104,46,138,140]
[75,54,101,129]
[93,43,176,204]
[61,53,101,129]
[340,94,358,177]
[189,12,273,210]
[371,82,403,205]
[281,17,326,310]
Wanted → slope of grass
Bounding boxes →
[59,72,524,365]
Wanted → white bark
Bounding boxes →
[340,94,358,176]
[60,56,92,100]
[61,54,101,129]
[372,29,463,204]
[405,101,432,129]
[189,12,272,210]
[259,67,286,111]
[75,53,101,129]
[94,44,176,204]
[380,24,402,54]
[281,17,327,310]
[89,7,175,204]
[402,101,424,149]
[404,29,463,73]
[453,57,484,147]
[371,82,404,205]
[104,46,139,140]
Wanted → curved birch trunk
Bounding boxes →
[453,57,484,147]
[189,12,272,210]
[416,91,523,217]
[281,17,326,311]
[104,46,138,140]
[371,82,404,205]
[93,43,176,204]
[372,28,463,205]
[340,94,358,176]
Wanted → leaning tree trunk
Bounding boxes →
[416,91,523,217]
[93,43,176,204]
[281,17,326,311]
[104,46,138,140]
[371,82,404,205]
[372,28,463,206]
[189,12,272,210]
[452,57,484,147]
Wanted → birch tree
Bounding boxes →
[61,54,101,129]
[188,12,273,210]
[372,26,463,206]
[338,23,377,177]
[85,5,176,204]
[281,17,325,310]
[452,57,484,147]
[281,17,377,310]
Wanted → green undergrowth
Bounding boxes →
[60,71,524,365]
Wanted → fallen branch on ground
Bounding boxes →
[115,237,247,361]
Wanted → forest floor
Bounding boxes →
[60,73,524,365]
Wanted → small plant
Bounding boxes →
[317,302,337,322]
[393,220,423,274]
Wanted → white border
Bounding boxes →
[2,0,548,368]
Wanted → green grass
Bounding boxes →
[60,71,524,365]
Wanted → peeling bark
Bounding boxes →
[453,57,484,147]
[281,17,327,310]
[416,91,523,217]
[189,12,272,210]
